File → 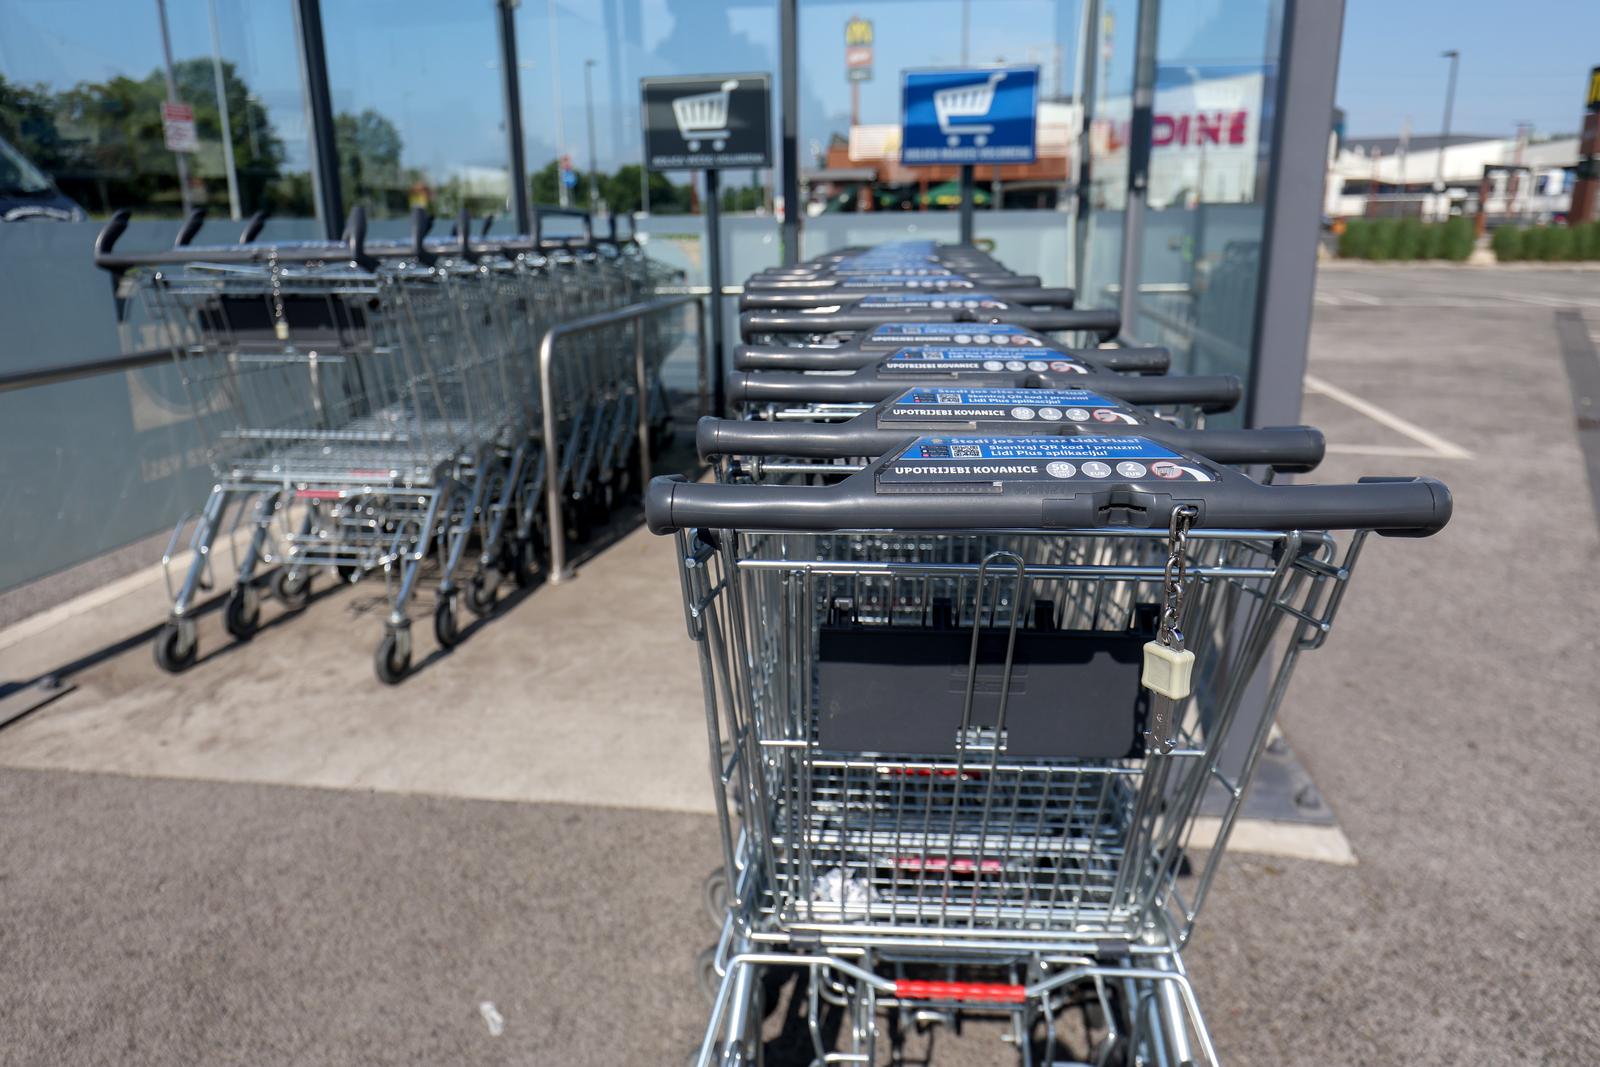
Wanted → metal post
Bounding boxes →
[497,0,531,235]
[1071,0,1100,289]
[1247,0,1346,427]
[1117,0,1159,332]
[705,168,727,415]
[1434,50,1460,208]
[154,0,194,217]
[206,0,241,220]
[547,0,569,208]
[779,0,801,263]
[584,59,601,213]
[293,0,342,239]
[958,164,975,245]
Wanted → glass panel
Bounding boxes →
[320,0,507,222]
[1131,0,1283,415]
[0,0,314,221]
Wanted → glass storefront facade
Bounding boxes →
[1,0,1309,593]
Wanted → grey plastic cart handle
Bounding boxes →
[738,285,1077,311]
[1087,346,1170,373]
[740,307,1122,341]
[732,343,1170,375]
[645,472,1451,537]
[725,370,1242,412]
[744,272,1045,292]
[695,417,1325,473]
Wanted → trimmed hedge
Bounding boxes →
[1490,222,1600,262]
[1337,217,1474,261]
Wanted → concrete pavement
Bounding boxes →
[2,264,1598,1064]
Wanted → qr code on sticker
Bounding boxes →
[952,445,983,458]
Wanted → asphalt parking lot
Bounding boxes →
[1,263,1597,1066]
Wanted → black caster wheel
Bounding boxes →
[271,568,313,611]
[564,497,591,542]
[702,867,730,928]
[374,629,412,685]
[336,563,361,585]
[433,595,462,650]
[153,619,198,673]
[223,584,261,640]
[465,572,498,618]
[697,945,722,1004]
[505,536,540,588]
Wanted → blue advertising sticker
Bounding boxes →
[857,292,1010,310]
[880,388,1142,426]
[901,67,1039,166]
[838,274,976,289]
[866,323,1048,346]
[878,435,1212,486]
[878,345,1088,376]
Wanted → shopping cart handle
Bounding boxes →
[455,206,477,262]
[173,207,206,248]
[343,205,377,271]
[725,369,1241,412]
[991,307,1121,340]
[1162,426,1326,473]
[646,469,1452,537]
[1090,345,1170,373]
[534,204,594,248]
[410,207,437,266]
[697,417,1324,473]
[94,209,132,270]
[239,210,268,244]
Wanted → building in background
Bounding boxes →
[1325,130,1582,223]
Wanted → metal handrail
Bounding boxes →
[539,293,708,581]
[0,347,172,395]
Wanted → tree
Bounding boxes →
[336,109,404,215]
[0,59,293,216]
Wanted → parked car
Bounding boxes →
[0,134,85,222]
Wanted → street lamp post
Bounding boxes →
[583,59,600,214]
[547,0,569,208]
[1434,49,1459,218]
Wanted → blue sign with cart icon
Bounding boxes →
[900,66,1039,165]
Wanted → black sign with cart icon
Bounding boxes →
[640,73,772,171]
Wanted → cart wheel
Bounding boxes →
[223,584,261,640]
[465,573,498,618]
[434,595,462,650]
[702,867,730,928]
[697,946,722,1004]
[564,496,591,542]
[153,620,198,673]
[336,563,362,585]
[374,631,412,685]
[272,568,313,611]
[506,537,540,588]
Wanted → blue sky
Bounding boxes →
[1,0,1595,181]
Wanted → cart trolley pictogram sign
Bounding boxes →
[901,66,1039,165]
[641,73,772,171]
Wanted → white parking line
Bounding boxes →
[1303,374,1474,461]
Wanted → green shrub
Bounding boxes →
[1492,225,1524,262]
[1337,219,1369,259]
[1392,218,1425,260]
[1366,218,1399,260]
[1544,225,1577,261]
[1437,217,1475,261]
[1576,222,1600,261]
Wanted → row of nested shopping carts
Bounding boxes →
[96,205,684,683]
[645,240,1453,1065]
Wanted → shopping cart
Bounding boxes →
[935,70,1007,145]
[95,204,685,682]
[649,435,1450,1064]
[674,78,741,151]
